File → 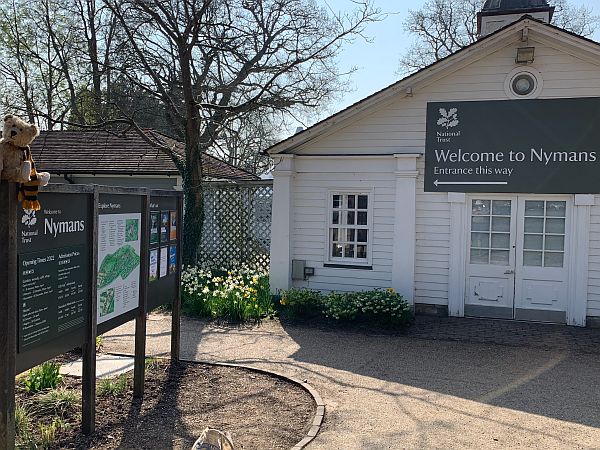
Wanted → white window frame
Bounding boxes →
[324,190,374,266]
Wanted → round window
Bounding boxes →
[512,74,535,96]
[504,67,543,99]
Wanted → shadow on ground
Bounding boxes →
[277,318,600,429]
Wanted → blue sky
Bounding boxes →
[324,0,600,114]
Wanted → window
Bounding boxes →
[523,200,566,268]
[329,192,370,263]
[470,199,512,265]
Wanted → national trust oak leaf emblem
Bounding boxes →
[437,107,459,129]
[22,209,37,228]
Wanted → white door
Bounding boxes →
[514,198,569,323]
[465,197,517,319]
[465,196,570,323]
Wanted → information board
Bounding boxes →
[16,192,90,371]
[147,195,179,311]
[424,97,600,193]
[97,195,142,331]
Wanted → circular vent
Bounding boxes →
[505,67,543,99]
[512,73,536,95]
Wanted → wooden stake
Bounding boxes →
[134,193,150,398]
[170,195,183,362]
[82,188,99,435]
[0,182,18,450]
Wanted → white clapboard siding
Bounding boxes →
[290,159,395,292]
[283,34,600,315]
[415,158,450,305]
[293,37,600,156]
[588,195,600,317]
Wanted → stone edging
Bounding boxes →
[192,360,325,450]
[104,353,325,449]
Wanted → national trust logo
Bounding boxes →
[437,107,459,129]
[22,209,37,228]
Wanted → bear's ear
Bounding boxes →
[4,114,13,121]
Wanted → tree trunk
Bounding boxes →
[179,42,203,266]
[182,150,203,266]
[86,1,102,122]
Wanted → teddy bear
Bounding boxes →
[0,114,50,210]
[18,161,51,211]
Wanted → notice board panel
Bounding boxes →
[97,194,142,332]
[147,195,179,311]
[16,191,90,372]
[424,97,600,193]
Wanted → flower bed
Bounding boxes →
[279,287,413,328]
[181,264,273,322]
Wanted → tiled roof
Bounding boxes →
[31,130,259,181]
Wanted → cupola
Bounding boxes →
[477,0,555,38]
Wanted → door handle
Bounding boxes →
[504,269,515,275]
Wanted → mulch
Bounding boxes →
[16,360,315,450]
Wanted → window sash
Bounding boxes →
[328,192,371,263]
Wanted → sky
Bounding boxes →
[322,0,600,115]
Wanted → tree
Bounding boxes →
[0,0,88,127]
[0,0,381,263]
[400,0,599,74]
[97,0,381,264]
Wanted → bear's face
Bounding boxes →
[2,115,39,147]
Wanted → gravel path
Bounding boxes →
[103,315,600,449]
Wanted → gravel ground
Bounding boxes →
[103,314,600,449]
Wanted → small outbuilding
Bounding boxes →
[32,129,258,189]
[268,1,600,327]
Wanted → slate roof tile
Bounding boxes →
[31,130,259,181]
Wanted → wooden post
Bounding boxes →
[0,182,17,450]
[82,188,99,435]
[170,195,183,362]
[134,193,149,398]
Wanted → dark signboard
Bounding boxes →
[97,194,143,335]
[17,192,90,372]
[147,195,179,311]
[424,97,600,193]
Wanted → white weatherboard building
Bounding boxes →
[268,0,600,327]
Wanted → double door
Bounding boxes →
[465,196,569,323]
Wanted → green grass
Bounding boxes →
[35,388,80,417]
[95,335,104,352]
[38,419,68,449]
[144,357,161,371]
[97,374,128,397]
[15,402,33,446]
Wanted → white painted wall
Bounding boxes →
[587,196,600,318]
[415,158,450,306]
[276,31,600,318]
[290,156,396,292]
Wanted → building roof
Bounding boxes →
[267,16,600,156]
[482,0,551,12]
[31,130,259,181]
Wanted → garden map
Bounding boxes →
[97,213,141,323]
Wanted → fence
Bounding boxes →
[199,180,273,270]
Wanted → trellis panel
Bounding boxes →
[200,181,272,270]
